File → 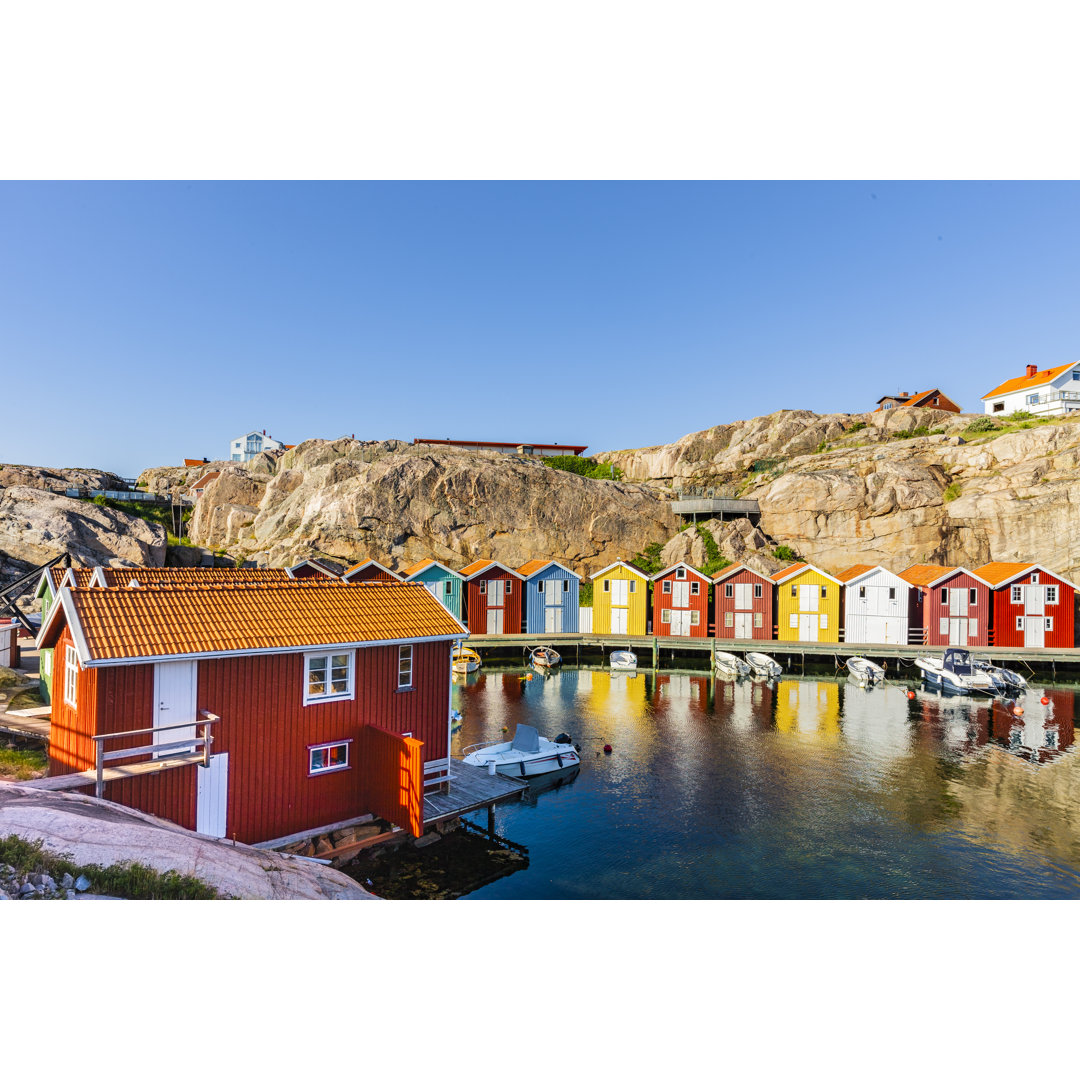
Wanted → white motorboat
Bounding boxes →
[715,651,752,677]
[461,724,580,778]
[915,648,1003,695]
[846,656,886,684]
[452,646,482,674]
[745,652,782,678]
[609,649,637,671]
[972,658,1027,694]
[529,646,561,669]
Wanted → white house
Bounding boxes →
[837,564,914,645]
[982,362,1080,417]
[230,429,287,461]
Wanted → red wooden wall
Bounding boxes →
[714,569,774,640]
[917,570,992,647]
[346,566,399,583]
[651,568,711,638]
[988,571,1075,649]
[464,568,522,634]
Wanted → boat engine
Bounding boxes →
[554,733,573,744]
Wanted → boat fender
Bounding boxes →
[603,744,613,754]
[1041,696,1050,706]
[556,753,563,768]
[906,690,916,700]
[520,762,527,777]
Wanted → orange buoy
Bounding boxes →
[1012,705,1024,717]
[603,744,613,754]
[1041,696,1050,706]
[906,690,916,700]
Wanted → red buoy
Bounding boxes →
[1041,696,1050,706]
[603,744,613,754]
[1012,705,1024,717]
[906,690,916,700]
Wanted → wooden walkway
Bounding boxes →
[21,752,206,791]
[424,759,526,825]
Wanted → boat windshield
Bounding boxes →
[943,648,972,675]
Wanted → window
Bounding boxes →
[1011,585,1023,603]
[940,588,948,605]
[789,614,798,629]
[820,586,827,598]
[753,584,762,599]
[819,614,828,629]
[629,580,636,593]
[1045,617,1054,630]
[246,434,263,454]
[309,740,350,775]
[932,397,939,405]
[563,580,569,593]
[690,581,700,596]
[965,588,974,606]
[724,612,734,627]
[231,453,241,461]
[1046,586,1058,604]
[690,610,700,625]
[603,580,610,592]
[537,580,544,593]
[444,580,452,595]
[790,584,797,597]
[754,612,763,628]
[858,586,866,599]
[398,644,413,689]
[883,402,892,410]
[506,580,512,594]
[64,645,78,708]
[1016,616,1024,630]
[1027,394,1039,405]
[725,583,734,598]
[480,580,487,594]
[1031,572,1039,583]
[993,402,1004,412]
[676,567,686,579]
[304,651,354,704]
[1074,371,1080,381]
[663,580,672,594]
[661,609,671,624]
[42,651,52,676]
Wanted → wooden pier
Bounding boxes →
[425,759,527,829]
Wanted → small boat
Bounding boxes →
[972,658,1027,694]
[452,646,481,674]
[846,656,886,685]
[745,652,782,678]
[529,646,561,669]
[609,649,637,671]
[461,724,581,778]
[915,648,1002,695]
[714,651,752,677]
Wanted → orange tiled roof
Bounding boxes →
[981,363,1075,400]
[51,581,465,662]
[517,559,554,577]
[835,564,876,583]
[98,567,290,586]
[771,561,807,582]
[460,559,495,576]
[972,562,1036,586]
[898,564,958,586]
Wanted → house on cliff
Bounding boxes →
[981,362,1080,417]
[35,579,467,844]
[874,388,961,413]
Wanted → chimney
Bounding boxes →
[1026,364,1037,378]
[263,428,266,435]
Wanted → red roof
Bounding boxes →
[413,438,588,454]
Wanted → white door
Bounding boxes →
[1024,617,1045,647]
[948,619,967,645]
[882,618,901,645]
[670,610,691,636]
[153,660,197,758]
[488,579,504,607]
[734,612,753,638]
[1025,587,1045,615]
[734,583,752,610]
[798,614,817,641]
[949,589,966,616]
[800,584,819,612]
[196,753,229,838]
[486,607,504,634]
[671,581,690,607]
[545,603,562,633]
[610,579,629,606]
[611,606,628,634]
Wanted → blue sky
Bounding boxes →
[2,181,1078,476]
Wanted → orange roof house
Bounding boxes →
[981,362,1080,416]
[874,389,961,413]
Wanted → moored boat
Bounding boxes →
[452,645,482,674]
[915,648,1002,695]
[609,649,637,671]
[846,656,886,684]
[529,646,561,669]
[972,658,1027,694]
[745,652,782,678]
[715,651,752,677]
[461,724,581,778]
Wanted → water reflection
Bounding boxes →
[450,667,1080,898]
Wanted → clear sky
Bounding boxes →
[2,181,1078,476]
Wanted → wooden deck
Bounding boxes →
[424,759,527,824]
[21,751,206,791]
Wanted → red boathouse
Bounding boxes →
[36,580,467,844]
[712,565,775,640]
[975,562,1075,648]
[341,559,403,583]
[898,565,992,647]
[651,563,711,638]
[461,560,524,635]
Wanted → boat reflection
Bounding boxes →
[521,764,581,805]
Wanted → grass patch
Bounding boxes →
[846,421,866,434]
[7,685,43,711]
[81,495,192,541]
[943,482,962,502]
[0,738,48,780]
[695,524,731,577]
[0,835,220,899]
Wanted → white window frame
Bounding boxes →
[940,588,948,605]
[753,584,763,599]
[308,739,351,775]
[1045,616,1054,631]
[444,580,452,595]
[819,613,828,629]
[1031,572,1040,583]
[397,644,413,690]
[1016,616,1024,630]
[676,567,686,579]
[1011,585,1023,603]
[789,613,798,629]
[1046,585,1058,605]
[42,650,52,676]
[753,612,763,628]
[64,645,79,708]
[725,583,734,598]
[968,588,976,606]
[724,611,734,627]
[690,610,700,625]
[479,580,487,594]
[690,581,700,596]
[506,579,512,594]
[662,580,672,594]
[858,586,866,599]
[661,609,672,624]
[303,649,355,705]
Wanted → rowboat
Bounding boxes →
[609,649,637,671]
[452,646,482,674]
[529,646,562,669]
[745,652,782,678]
[846,656,886,684]
[715,651,752,677]
[462,724,581,778]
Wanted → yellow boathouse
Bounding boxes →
[590,561,650,635]
[771,562,842,643]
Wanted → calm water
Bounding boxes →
[450,666,1080,899]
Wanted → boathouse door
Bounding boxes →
[734,584,752,610]
[799,584,819,612]
[611,606,628,634]
[671,581,690,608]
[153,660,197,759]
[798,613,817,641]
[734,612,753,638]
[545,600,562,633]
[670,610,691,636]
[1023,616,1045,648]
[196,753,229,838]
[486,607,504,634]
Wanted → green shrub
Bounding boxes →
[847,421,866,434]
[943,482,962,502]
[629,542,665,576]
[578,581,593,607]
[543,455,622,481]
[1006,410,1034,422]
[92,494,107,506]
[965,416,998,433]
[773,544,798,562]
[749,457,782,473]
[695,524,731,577]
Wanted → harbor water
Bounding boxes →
[450,666,1080,899]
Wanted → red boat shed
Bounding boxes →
[341,559,403,584]
[287,558,344,580]
[651,562,711,638]
[460,560,524,635]
[35,580,467,845]
[712,565,775,640]
[898,565,992,647]
[975,562,1075,648]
